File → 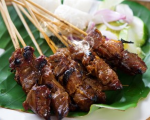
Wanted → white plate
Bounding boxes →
[0,92,150,120]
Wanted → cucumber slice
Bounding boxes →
[96,16,147,59]
[119,17,147,59]
[129,16,148,47]
[96,16,147,58]
[97,17,148,46]
[97,22,123,39]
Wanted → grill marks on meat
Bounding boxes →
[9,27,147,120]
[23,85,51,120]
[41,63,69,119]
[48,50,106,111]
[9,46,46,93]
[69,46,122,90]
[120,50,147,75]
[85,29,147,75]
[9,35,146,119]
[9,46,52,120]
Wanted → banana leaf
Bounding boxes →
[0,1,150,117]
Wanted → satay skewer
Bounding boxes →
[24,0,87,36]
[13,3,43,55]
[22,0,146,75]
[13,2,57,53]
[0,5,17,49]
[1,0,43,56]
[12,0,128,88]
[13,0,82,38]
[0,1,20,49]
[20,0,57,53]
[37,17,69,47]
[0,1,26,48]
[13,0,87,37]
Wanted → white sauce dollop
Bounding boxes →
[72,40,90,55]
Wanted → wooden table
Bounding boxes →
[138,1,150,10]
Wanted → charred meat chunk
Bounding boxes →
[85,29,147,75]
[41,63,69,120]
[9,46,47,93]
[120,50,147,75]
[48,51,106,111]
[23,85,51,120]
[69,45,122,90]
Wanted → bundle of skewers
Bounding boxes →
[0,0,147,120]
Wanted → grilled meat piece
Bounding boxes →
[41,63,69,120]
[23,85,51,120]
[120,50,147,75]
[9,46,47,93]
[69,45,122,90]
[85,29,147,75]
[48,50,106,111]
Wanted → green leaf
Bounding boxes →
[0,1,150,117]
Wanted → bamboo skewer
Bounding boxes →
[1,0,44,56]
[21,0,40,29]
[12,23,26,47]
[0,4,18,49]
[0,3,26,49]
[25,0,87,36]
[48,24,73,47]
[13,0,82,51]
[13,3,57,53]
[0,1,26,49]
[47,23,69,47]
[13,0,87,36]
[15,1,57,53]
[1,1,57,55]
[12,0,79,36]
[37,17,69,47]
[13,0,83,40]
[13,0,76,47]
[1,0,20,49]
[1,1,58,56]
[21,0,58,53]
[13,3,43,55]
[1,0,26,48]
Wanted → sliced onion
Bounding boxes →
[116,4,133,23]
[101,30,118,40]
[86,21,96,33]
[93,9,126,24]
[102,16,128,31]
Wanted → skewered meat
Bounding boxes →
[48,49,106,111]
[84,29,147,75]
[120,50,147,75]
[9,46,76,120]
[10,39,146,120]
[69,44,122,90]
[23,85,51,120]
[9,46,47,93]
[41,62,70,120]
